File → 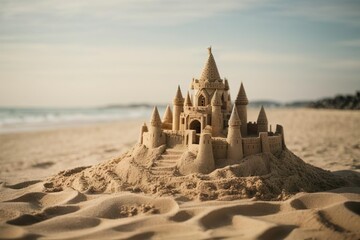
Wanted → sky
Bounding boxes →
[0,0,359,107]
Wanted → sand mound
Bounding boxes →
[43,144,352,201]
[1,143,356,239]
[1,109,359,239]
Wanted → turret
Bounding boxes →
[172,86,184,131]
[224,78,229,90]
[235,82,249,136]
[211,90,223,136]
[162,105,172,124]
[194,133,215,174]
[257,106,268,133]
[222,78,231,112]
[162,105,173,130]
[184,91,193,107]
[139,122,148,144]
[227,106,243,162]
[148,106,164,148]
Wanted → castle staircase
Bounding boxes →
[150,148,183,176]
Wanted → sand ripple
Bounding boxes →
[0,185,359,239]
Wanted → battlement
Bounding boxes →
[191,79,225,90]
[183,105,211,114]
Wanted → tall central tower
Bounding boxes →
[172,48,232,135]
[190,47,225,108]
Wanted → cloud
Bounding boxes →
[221,51,308,65]
[273,0,360,26]
[0,0,263,26]
[1,0,359,28]
[220,50,360,72]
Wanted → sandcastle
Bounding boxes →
[140,47,285,174]
[43,47,347,201]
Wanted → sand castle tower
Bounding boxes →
[235,83,249,136]
[139,122,148,144]
[172,86,184,131]
[162,105,172,124]
[194,132,215,174]
[227,106,243,162]
[162,105,173,130]
[211,90,223,137]
[192,46,223,108]
[200,47,221,82]
[184,91,193,107]
[148,106,163,148]
[257,106,268,133]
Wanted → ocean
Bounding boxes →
[0,106,166,133]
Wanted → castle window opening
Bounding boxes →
[199,95,206,106]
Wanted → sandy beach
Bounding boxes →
[1,108,359,239]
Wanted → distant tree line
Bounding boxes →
[308,91,360,110]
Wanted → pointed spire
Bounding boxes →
[200,47,221,82]
[229,105,241,126]
[211,90,222,106]
[224,78,229,90]
[150,106,162,127]
[173,85,184,105]
[235,82,249,105]
[175,85,183,99]
[162,105,173,123]
[257,106,268,124]
[184,91,193,106]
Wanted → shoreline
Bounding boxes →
[0,117,147,135]
[1,107,357,135]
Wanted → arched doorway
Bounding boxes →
[198,95,206,106]
[189,120,201,133]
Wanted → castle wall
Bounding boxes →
[164,131,183,148]
[275,124,286,149]
[242,137,261,156]
[268,135,282,154]
[212,138,227,160]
